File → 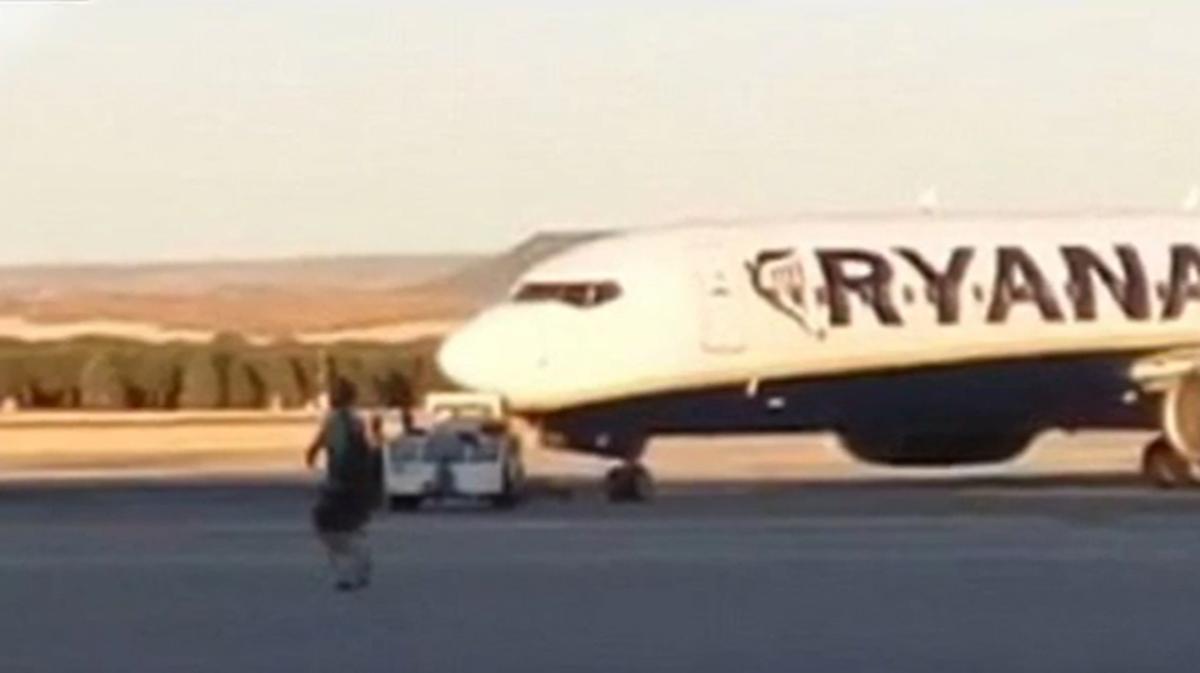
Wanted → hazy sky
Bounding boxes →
[2,1,1199,263]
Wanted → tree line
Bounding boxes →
[0,334,451,411]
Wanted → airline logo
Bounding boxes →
[747,244,1200,328]
[745,249,818,336]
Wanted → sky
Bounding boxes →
[1,1,1199,264]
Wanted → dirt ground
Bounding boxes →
[0,411,1150,483]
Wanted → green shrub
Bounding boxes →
[123,347,184,409]
[0,336,448,410]
[78,351,126,410]
[224,357,265,409]
[179,350,222,409]
[25,346,87,408]
[0,355,28,404]
[251,354,306,409]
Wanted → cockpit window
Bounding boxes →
[512,281,623,308]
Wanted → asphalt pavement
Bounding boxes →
[1,476,1200,673]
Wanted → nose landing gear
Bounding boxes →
[1141,436,1197,489]
[604,462,655,502]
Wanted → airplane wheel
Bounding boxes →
[605,463,654,503]
[389,496,422,512]
[1141,438,1196,489]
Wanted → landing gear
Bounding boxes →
[389,495,422,512]
[1141,437,1197,489]
[604,463,654,503]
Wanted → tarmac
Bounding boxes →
[2,463,1200,673]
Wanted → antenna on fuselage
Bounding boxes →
[1181,184,1200,213]
[917,186,940,215]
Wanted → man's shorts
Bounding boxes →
[312,486,372,534]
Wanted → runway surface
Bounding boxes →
[2,476,1200,673]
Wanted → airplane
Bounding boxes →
[437,212,1200,501]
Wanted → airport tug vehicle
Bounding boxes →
[382,392,525,511]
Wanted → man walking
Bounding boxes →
[305,378,375,592]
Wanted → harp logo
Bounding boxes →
[745,249,818,336]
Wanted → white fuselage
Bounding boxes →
[439,213,1200,415]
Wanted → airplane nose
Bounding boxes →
[437,309,543,394]
[437,323,489,391]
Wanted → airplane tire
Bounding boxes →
[1141,437,1196,489]
[605,464,654,503]
[389,496,423,512]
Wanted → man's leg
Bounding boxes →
[319,532,359,588]
[348,530,372,587]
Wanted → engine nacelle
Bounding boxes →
[838,430,1033,467]
[1162,373,1200,460]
